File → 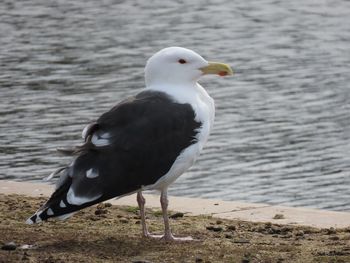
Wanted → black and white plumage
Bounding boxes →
[27,47,233,241]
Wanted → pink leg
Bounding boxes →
[159,189,193,242]
[137,191,162,238]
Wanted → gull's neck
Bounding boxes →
[146,82,200,105]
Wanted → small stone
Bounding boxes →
[226,225,236,231]
[329,235,340,241]
[216,220,223,225]
[169,212,184,219]
[327,227,337,235]
[1,242,17,251]
[132,260,153,263]
[195,257,203,263]
[273,214,285,220]
[225,233,233,239]
[95,209,107,215]
[97,203,106,209]
[104,202,112,207]
[135,220,141,224]
[206,226,223,232]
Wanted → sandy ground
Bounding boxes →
[1,194,350,263]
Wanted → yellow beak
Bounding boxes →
[200,62,234,76]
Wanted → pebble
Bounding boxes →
[95,209,108,215]
[326,227,337,235]
[1,242,17,251]
[273,214,285,220]
[195,257,203,263]
[206,226,223,232]
[226,225,236,231]
[169,212,184,219]
[225,233,233,239]
[216,220,223,225]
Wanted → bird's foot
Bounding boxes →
[143,232,194,242]
[161,234,194,242]
[143,232,163,239]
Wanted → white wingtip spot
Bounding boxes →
[86,168,99,179]
[59,200,66,208]
[47,208,54,216]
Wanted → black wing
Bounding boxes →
[28,90,201,223]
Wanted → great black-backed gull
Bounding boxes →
[26,47,233,241]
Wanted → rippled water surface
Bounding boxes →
[1,0,350,211]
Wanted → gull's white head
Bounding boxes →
[145,47,233,87]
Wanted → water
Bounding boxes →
[1,0,350,211]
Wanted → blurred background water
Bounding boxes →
[1,0,350,211]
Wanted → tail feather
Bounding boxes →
[26,170,74,224]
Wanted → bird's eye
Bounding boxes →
[178,59,187,64]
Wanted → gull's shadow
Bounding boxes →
[35,235,181,258]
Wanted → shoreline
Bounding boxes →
[1,180,350,229]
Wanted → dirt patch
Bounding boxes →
[1,194,350,263]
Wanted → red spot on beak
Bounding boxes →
[218,71,228,76]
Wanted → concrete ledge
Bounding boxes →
[1,180,349,229]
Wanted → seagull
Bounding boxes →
[26,47,233,242]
